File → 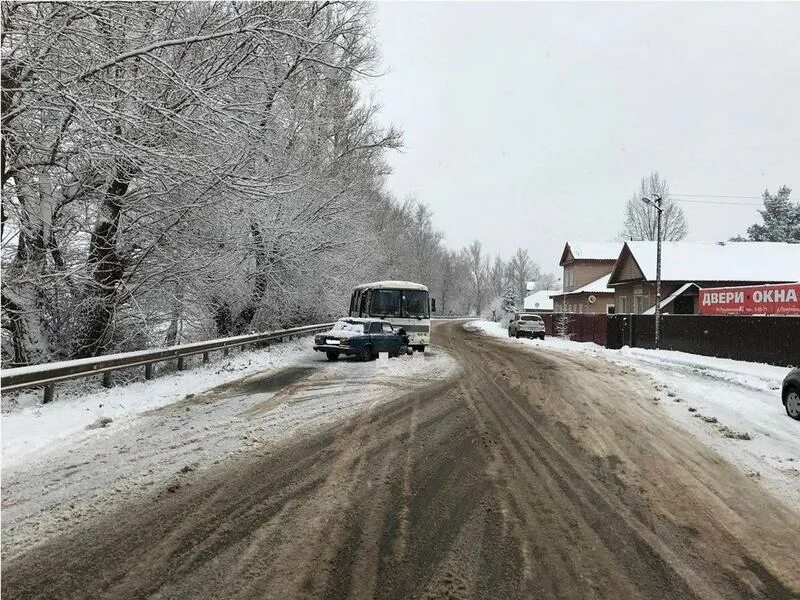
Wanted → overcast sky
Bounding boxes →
[365,2,800,275]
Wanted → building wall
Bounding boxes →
[614,252,644,283]
[613,280,782,314]
[552,292,616,314]
[562,260,616,293]
[613,282,681,314]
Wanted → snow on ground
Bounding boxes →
[467,320,800,508]
[1,343,458,559]
[2,337,318,468]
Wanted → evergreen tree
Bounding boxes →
[501,286,517,314]
[733,186,799,243]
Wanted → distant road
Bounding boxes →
[3,321,799,599]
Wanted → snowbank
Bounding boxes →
[468,319,790,392]
[2,338,313,467]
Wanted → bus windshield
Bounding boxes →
[368,288,429,319]
[370,289,401,317]
[369,289,429,319]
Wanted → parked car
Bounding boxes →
[508,313,546,340]
[782,367,800,420]
[313,318,410,361]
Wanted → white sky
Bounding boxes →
[365,1,800,274]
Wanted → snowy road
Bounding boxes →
[2,321,799,599]
[1,344,457,560]
[469,320,800,508]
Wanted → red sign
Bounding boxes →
[699,282,800,315]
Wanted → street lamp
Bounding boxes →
[641,194,663,349]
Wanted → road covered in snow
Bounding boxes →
[2,320,799,599]
[468,320,800,508]
[1,339,458,560]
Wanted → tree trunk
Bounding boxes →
[1,171,53,365]
[232,220,271,334]
[163,287,184,346]
[74,161,130,358]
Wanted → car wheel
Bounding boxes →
[515,331,520,339]
[325,351,339,361]
[398,344,409,356]
[359,346,373,362]
[539,334,545,340]
[786,386,800,420]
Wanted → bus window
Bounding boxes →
[370,289,401,317]
[349,291,359,317]
[359,290,370,317]
[402,290,429,318]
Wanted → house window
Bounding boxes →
[606,304,615,314]
[634,294,644,314]
[619,296,628,313]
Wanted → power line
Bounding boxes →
[672,198,762,207]
[671,193,762,199]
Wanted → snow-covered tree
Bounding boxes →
[1,2,400,364]
[501,286,517,314]
[732,186,799,243]
[509,248,542,307]
[555,313,573,340]
[621,172,688,242]
[463,240,488,315]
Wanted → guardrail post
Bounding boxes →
[43,384,55,404]
[202,352,209,363]
[177,356,185,371]
[102,372,113,388]
[223,347,229,357]
[145,363,153,380]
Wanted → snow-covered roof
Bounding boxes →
[551,274,614,297]
[523,290,558,311]
[611,242,800,284]
[561,242,622,265]
[642,283,699,314]
[353,280,428,291]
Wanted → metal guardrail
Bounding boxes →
[0,322,335,402]
[432,316,475,320]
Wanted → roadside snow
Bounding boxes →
[2,338,316,468]
[1,345,458,559]
[467,320,800,508]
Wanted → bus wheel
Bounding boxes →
[325,351,339,361]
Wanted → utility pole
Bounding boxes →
[642,194,663,349]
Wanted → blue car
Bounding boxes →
[314,318,410,361]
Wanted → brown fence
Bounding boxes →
[540,313,798,366]
[541,313,608,346]
[607,314,798,367]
